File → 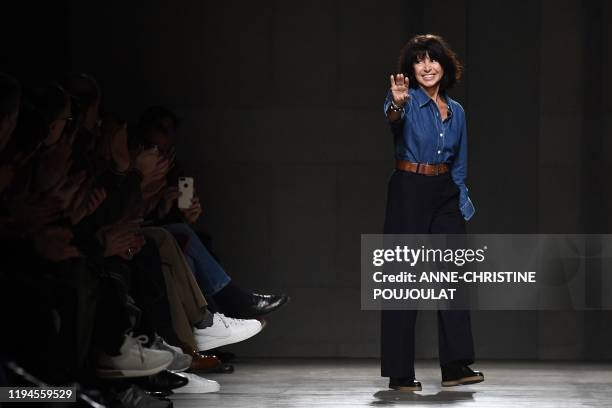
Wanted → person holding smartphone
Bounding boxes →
[135,107,289,319]
[381,34,483,391]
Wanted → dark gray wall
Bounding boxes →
[9,0,612,359]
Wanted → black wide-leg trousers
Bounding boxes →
[381,170,475,378]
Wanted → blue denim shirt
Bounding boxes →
[384,86,475,221]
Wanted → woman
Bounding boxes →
[381,34,484,391]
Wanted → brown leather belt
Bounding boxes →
[396,160,449,176]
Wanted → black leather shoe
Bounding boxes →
[146,390,173,398]
[135,370,189,392]
[389,377,422,391]
[441,363,484,386]
[115,385,172,408]
[212,362,235,374]
[230,293,290,318]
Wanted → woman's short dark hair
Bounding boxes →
[0,72,21,118]
[398,34,463,91]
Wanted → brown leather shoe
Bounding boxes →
[180,345,221,372]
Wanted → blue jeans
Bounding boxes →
[164,223,231,296]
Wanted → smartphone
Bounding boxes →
[178,177,194,209]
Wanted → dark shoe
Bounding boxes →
[389,377,422,391]
[146,390,173,398]
[115,384,172,408]
[230,293,289,319]
[441,363,484,387]
[211,362,235,374]
[180,345,221,372]
[134,370,188,392]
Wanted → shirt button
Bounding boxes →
[437,150,441,154]
[440,133,443,137]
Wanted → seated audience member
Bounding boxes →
[141,227,263,353]
[98,115,263,369]
[135,106,290,318]
[63,76,265,374]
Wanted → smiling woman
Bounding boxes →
[398,34,462,94]
[385,34,474,221]
[380,34,483,392]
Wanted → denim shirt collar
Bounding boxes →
[413,86,454,117]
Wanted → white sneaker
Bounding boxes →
[194,313,262,351]
[151,336,192,372]
[174,372,220,393]
[97,333,173,378]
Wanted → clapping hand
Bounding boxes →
[101,219,145,260]
[52,170,86,210]
[71,186,107,224]
[134,147,160,180]
[109,122,130,172]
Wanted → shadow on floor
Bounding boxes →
[371,390,476,405]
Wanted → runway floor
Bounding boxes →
[170,359,612,408]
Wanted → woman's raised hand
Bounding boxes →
[390,73,409,107]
